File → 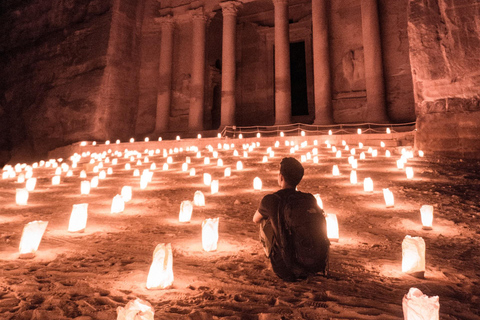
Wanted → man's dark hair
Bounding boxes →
[280,157,304,187]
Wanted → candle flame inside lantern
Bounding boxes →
[364,178,374,192]
[350,170,357,184]
[81,180,90,195]
[16,188,29,205]
[325,213,339,242]
[111,194,125,213]
[179,200,193,222]
[402,235,425,275]
[211,180,219,194]
[202,218,219,252]
[121,186,132,202]
[26,178,37,192]
[19,220,48,258]
[68,203,88,233]
[406,167,414,179]
[420,205,434,230]
[253,177,262,190]
[313,194,323,209]
[383,188,394,207]
[332,165,340,176]
[146,243,174,289]
[194,191,205,206]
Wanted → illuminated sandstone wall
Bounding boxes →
[0,0,144,163]
[408,0,480,158]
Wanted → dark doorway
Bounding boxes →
[211,85,221,129]
[290,41,308,116]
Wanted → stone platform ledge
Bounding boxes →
[47,131,416,161]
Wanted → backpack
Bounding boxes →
[275,192,330,277]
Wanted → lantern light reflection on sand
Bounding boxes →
[420,205,434,230]
[332,165,340,176]
[146,243,174,289]
[202,218,219,252]
[313,194,324,209]
[325,213,339,242]
[68,203,88,233]
[26,178,37,192]
[179,200,193,222]
[121,186,132,202]
[111,195,125,213]
[364,178,374,192]
[402,235,425,275]
[16,188,29,205]
[194,191,205,206]
[19,220,48,258]
[211,180,219,194]
[253,177,262,190]
[383,188,394,207]
[402,287,439,320]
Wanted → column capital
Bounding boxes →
[220,1,243,16]
[272,0,289,5]
[154,15,174,27]
[190,7,208,21]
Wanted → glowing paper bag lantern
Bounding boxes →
[16,188,29,205]
[420,205,434,230]
[372,149,378,157]
[402,288,439,320]
[125,163,131,170]
[224,167,231,177]
[203,173,212,186]
[406,167,414,179]
[133,169,140,177]
[360,152,366,160]
[111,195,125,213]
[99,170,106,179]
[68,203,88,233]
[81,180,91,195]
[121,186,132,202]
[385,150,391,157]
[189,168,196,176]
[193,191,205,206]
[253,177,262,190]
[202,218,219,252]
[146,243,174,289]
[383,188,394,207]
[313,194,323,209]
[179,200,193,222]
[150,163,156,170]
[17,173,25,183]
[397,159,405,169]
[52,175,61,185]
[402,235,425,275]
[91,176,99,188]
[217,159,223,167]
[332,165,340,176]
[140,174,149,189]
[117,298,155,320]
[162,163,168,171]
[418,150,424,157]
[236,161,243,170]
[19,220,48,258]
[211,180,219,194]
[262,156,268,163]
[363,178,373,192]
[335,150,341,158]
[325,213,339,242]
[350,170,357,184]
[26,178,37,192]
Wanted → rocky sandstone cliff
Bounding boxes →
[408,0,480,158]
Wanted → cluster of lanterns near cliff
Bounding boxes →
[3,128,444,318]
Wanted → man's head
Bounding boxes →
[279,157,304,188]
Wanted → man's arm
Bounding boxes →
[253,210,264,224]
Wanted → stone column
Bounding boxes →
[188,8,207,131]
[361,0,389,123]
[312,0,334,124]
[220,1,242,127]
[273,0,292,125]
[155,16,174,133]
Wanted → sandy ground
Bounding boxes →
[0,137,479,320]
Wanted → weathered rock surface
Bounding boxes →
[408,0,480,158]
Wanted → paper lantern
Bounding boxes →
[386,127,391,134]
[358,142,363,149]
[140,174,149,189]
[55,167,62,175]
[179,200,193,222]
[402,235,425,275]
[91,176,99,188]
[68,203,88,233]
[99,170,106,179]
[350,148,356,155]
[189,168,196,176]
[66,170,73,177]
[253,177,262,190]
[19,220,48,258]
[350,170,357,184]
[360,152,366,160]
[211,180,219,194]
[2,171,9,179]
[52,175,61,185]
[146,243,174,289]
[351,159,358,169]
[402,288,439,320]
[380,141,386,148]
[357,128,362,134]
[121,186,132,202]
[163,163,168,171]
[382,188,394,207]
[167,156,173,164]
[16,188,29,205]
[217,159,223,167]
[328,129,332,135]
[313,156,319,164]
[204,157,210,165]
[124,163,131,170]
[397,159,405,169]
[181,163,188,172]
[150,163,156,170]
[17,173,25,183]
[313,194,323,209]
[133,169,140,177]
[111,195,125,213]
[25,178,37,192]
[372,149,378,157]
[420,205,433,230]
[332,165,340,176]
[202,218,219,252]
[224,167,231,177]
[193,191,205,206]
[325,213,339,242]
[236,161,243,170]
[418,150,424,157]
[363,178,373,192]
[93,166,99,173]
[385,150,391,157]
[335,150,341,158]
[406,167,414,179]
[301,130,305,136]
[80,180,91,195]
[203,173,212,186]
